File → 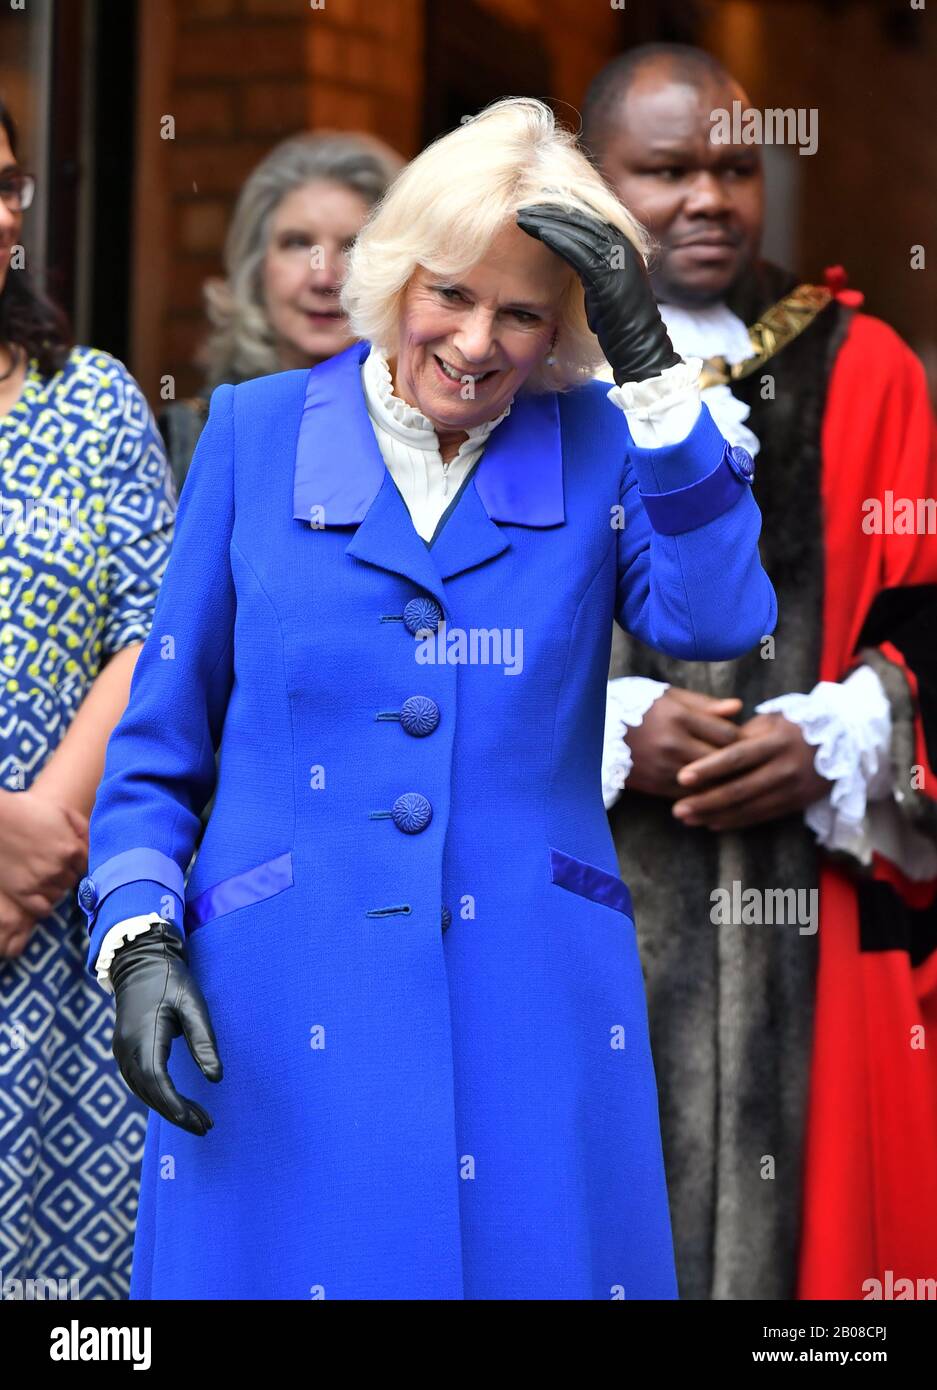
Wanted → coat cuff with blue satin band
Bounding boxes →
[627,401,756,534]
[78,848,187,970]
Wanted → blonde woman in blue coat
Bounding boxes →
[79,98,776,1301]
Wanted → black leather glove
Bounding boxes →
[108,919,222,1136]
[515,202,682,385]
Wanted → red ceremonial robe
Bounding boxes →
[798,310,937,1298]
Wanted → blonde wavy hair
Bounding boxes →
[341,96,651,393]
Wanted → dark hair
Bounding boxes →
[581,43,732,161]
[0,98,73,377]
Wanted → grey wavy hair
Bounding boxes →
[198,131,403,390]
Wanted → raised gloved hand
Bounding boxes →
[515,202,682,386]
[108,919,222,1136]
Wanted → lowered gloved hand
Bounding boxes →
[108,919,222,1136]
[515,202,682,385]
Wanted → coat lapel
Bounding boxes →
[293,340,565,597]
[347,469,450,606]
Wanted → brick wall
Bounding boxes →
[133,0,425,401]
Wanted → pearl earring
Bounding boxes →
[545,330,558,367]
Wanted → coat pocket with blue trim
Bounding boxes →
[548,847,634,920]
[184,850,294,933]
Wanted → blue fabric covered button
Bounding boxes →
[77,876,98,913]
[391,792,433,833]
[400,695,440,737]
[441,905,452,932]
[726,445,755,483]
[403,596,442,636]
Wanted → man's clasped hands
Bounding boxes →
[625,689,831,830]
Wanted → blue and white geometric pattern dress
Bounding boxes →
[0,346,175,1298]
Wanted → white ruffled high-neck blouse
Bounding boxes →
[359,342,703,543]
[359,343,513,542]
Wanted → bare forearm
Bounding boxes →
[31,644,143,817]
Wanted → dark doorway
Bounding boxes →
[85,0,138,359]
[422,0,552,144]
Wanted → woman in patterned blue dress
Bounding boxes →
[0,104,175,1299]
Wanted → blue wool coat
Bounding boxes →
[79,341,776,1300]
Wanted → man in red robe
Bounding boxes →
[582,42,937,1300]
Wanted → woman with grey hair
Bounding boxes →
[159,130,401,491]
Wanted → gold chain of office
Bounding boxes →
[697,283,833,390]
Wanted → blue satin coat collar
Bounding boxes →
[292,340,565,530]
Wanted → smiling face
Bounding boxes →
[598,64,763,305]
[262,178,370,369]
[0,126,22,297]
[390,220,569,435]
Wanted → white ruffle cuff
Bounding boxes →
[606,357,703,447]
[94,911,167,995]
[657,300,761,458]
[602,676,672,809]
[754,664,893,864]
